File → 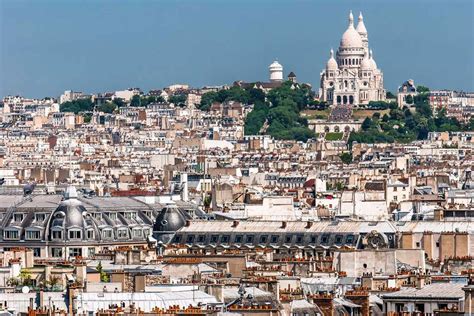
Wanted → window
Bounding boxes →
[285,235,293,244]
[52,230,63,240]
[335,235,343,245]
[172,235,182,243]
[245,235,254,244]
[221,235,230,243]
[102,229,113,239]
[35,213,46,222]
[186,235,195,243]
[310,235,317,244]
[26,230,41,240]
[4,229,19,240]
[87,230,95,239]
[259,235,268,243]
[92,213,102,220]
[52,248,63,258]
[13,213,24,222]
[235,235,243,243]
[107,213,117,220]
[69,248,82,258]
[346,235,355,244]
[32,248,41,257]
[211,235,219,243]
[321,234,330,245]
[88,247,96,257]
[124,212,137,220]
[296,235,303,244]
[197,235,206,243]
[117,229,128,239]
[270,235,279,244]
[416,242,420,248]
[68,230,82,240]
[132,229,142,238]
[394,196,398,201]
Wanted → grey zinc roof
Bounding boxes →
[381,283,464,300]
[178,220,397,234]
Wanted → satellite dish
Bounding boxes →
[22,286,30,293]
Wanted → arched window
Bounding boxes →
[349,96,354,104]
[324,126,330,133]
[334,126,340,132]
[343,96,348,104]
[344,80,348,88]
[336,96,341,104]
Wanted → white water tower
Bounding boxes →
[269,60,283,82]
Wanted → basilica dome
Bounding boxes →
[340,11,363,48]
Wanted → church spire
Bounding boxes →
[356,11,368,35]
[349,10,354,26]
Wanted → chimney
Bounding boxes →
[232,220,239,228]
[185,220,191,227]
[306,221,313,229]
[416,274,425,289]
[281,221,287,229]
[180,173,188,202]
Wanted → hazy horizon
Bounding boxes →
[1,0,473,98]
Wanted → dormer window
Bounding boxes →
[4,229,20,240]
[13,213,24,222]
[52,229,63,240]
[124,212,137,220]
[102,229,113,239]
[87,229,95,240]
[26,230,41,240]
[132,229,143,239]
[35,213,46,222]
[68,229,82,240]
[117,229,128,239]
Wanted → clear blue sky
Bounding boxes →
[1,0,473,98]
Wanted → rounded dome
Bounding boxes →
[369,50,377,69]
[361,54,372,70]
[268,60,283,71]
[340,26,363,48]
[153,204,190,233]
[326,49,338,70]
[52,198,87,228]
[153,204,191,244]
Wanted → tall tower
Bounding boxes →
[269,60,283,82]
[356,12,369,53]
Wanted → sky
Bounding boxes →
[0,0,473,98]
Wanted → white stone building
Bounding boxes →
[319,11,385,106]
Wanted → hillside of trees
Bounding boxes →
[349,89,474,145]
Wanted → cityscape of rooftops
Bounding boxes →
[0,0,473,315]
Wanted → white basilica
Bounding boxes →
[319,11,386,106]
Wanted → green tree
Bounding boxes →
[96,262,109,282]
[168,94,187,107]
[405,95,414,104]
[97,102,117,114]
[361,117,374,130]
[417,85,430,94]
[340,152,353,164]
[130,95,141,107]
[60,98,94,113]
